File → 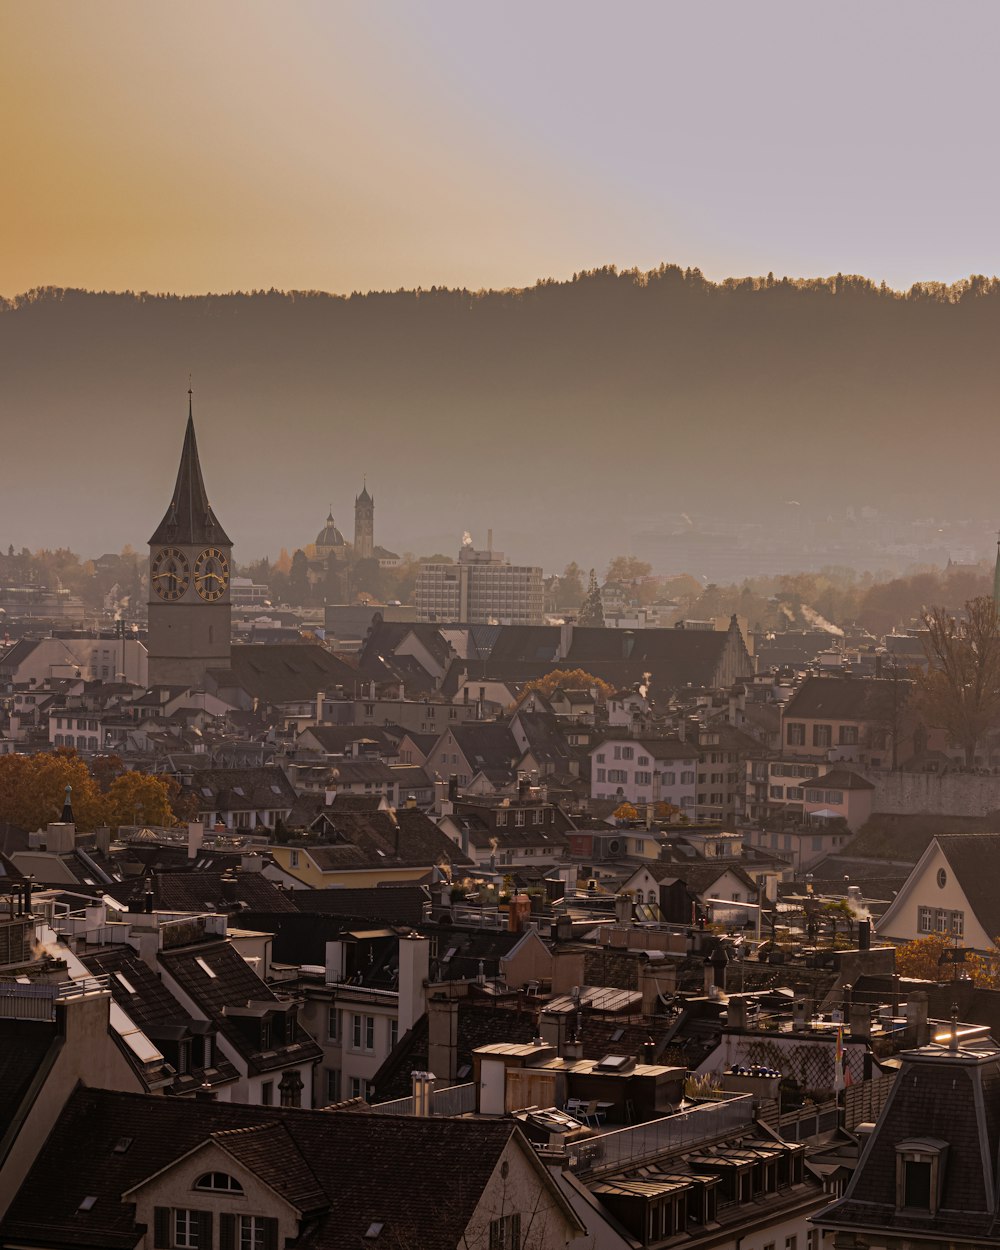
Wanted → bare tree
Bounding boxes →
[917,596,1000,767]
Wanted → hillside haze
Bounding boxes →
[3,267,999,569]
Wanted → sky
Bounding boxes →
[2,0,1000,297]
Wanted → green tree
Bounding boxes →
[606,555,652,584]
[555,562,584,611]
[288,549,310,605]
[578,569,605,627]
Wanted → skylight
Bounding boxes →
[78,1196,97,1212]
[195,956,217,979]
[364,1223,384,1240]
[115,972,137,995]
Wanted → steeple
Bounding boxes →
[993,532,1000,609]
[149,392,231,547]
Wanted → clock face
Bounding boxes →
[194,547,230,601]
[151,547,191,601]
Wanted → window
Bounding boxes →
[349,1076,364,1099]
[613,745,622,760]
[636,771,652,785]
[489,1214,521,1250]
[662,771,676,786]
[785,1238,798,1250]
[325,1068,341,1103]
[769,785,784,799]
[813,724,832,748]
[607,769,627,784]
[895,1139,947,1214]
[838,725,859,745]
[229,1215,277,1250]
[787,722,805,746]
[917,905,933,933]
[807,1232,819,1250]
[289,849,300,868]
[514,810,525,826]
[195,1174,243,1193]
[174,1210,206,1249]
[681,771,695,785]
[390,1018,398,1050]
[638,755,650,766]
[952,909,965,938]
[496,809,507,825]
[260,1081,273,1106]
[352,1014,375,1052]
[621,746,634,761]
[327,1006,339,1041]
[596,753,606,763]
[788,786,803,800]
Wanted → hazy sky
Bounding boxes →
[2,0,999,297]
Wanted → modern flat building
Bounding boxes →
[414,536,543,624]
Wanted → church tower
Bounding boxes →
[147,394,232,688]
[354,480,374,561]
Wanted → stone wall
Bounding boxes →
[868,770,1000,818]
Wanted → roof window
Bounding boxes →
[195,956,217,979]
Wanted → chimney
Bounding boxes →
[726,997,749,1031]
[555,914,573,943]
[858,919,871,951]
[849,1004,871,1041]
[517,774,528,800]
[641,959,676,1017]
[405,794,417,809]
[187,822,204,860]
[94,826,111,857]
[397,932,429,1035]
[615,893,633,926]
[448,774,459,802]
[792,996,813,1029]
[144,880,155,914]
[219,871,239,903]
[316,690,325,723]
[23,876,33,917]
[905,991,930,1047]
[427,996,459,1082]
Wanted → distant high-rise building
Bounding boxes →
[415,535,543,624]
[354,481,374,561]
[147,394,232,687]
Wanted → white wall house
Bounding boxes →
[590,738,699,810]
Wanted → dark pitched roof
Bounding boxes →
[291,807,473,873]
[447,723,521,774]
[287,885,427,926]
[783,674,914,721]
[182,766,297,814]
[1,1086,520,1250]
[216,645,358,705]
[0,1018,60,1139]
[81,947,192,1033]
[937,833,1000,942]
[819,1047,1000,1242]
[158,940,321,1073]
[119,870,296,915]
[149,407,231,547]
[299,725,396,755]
[816,768,875,791]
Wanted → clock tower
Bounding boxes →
[147,393,232,688]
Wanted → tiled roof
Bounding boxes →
[0,1018,60,1137]
[287,885,427,926]
[119,870,296,915]
[290,807,473,873]
[783,674,914,721]
[211,1122,327,1215]
[181,766,297,814]
[1,1086,520,1250]
[158,940,322,1074]
[820,1047,1000,1242]
[216,644,358,705]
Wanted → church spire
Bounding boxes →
[149,393,231,547]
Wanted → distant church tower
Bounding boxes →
[147,393,232,687]
[354,480,374,561]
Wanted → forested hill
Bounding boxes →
[2,267,1000,564]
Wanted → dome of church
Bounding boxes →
[316,512,345,549]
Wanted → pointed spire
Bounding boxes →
[149,393,231,547]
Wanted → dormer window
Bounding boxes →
[895,1139,948,1214]
[195,1173,243,1193]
